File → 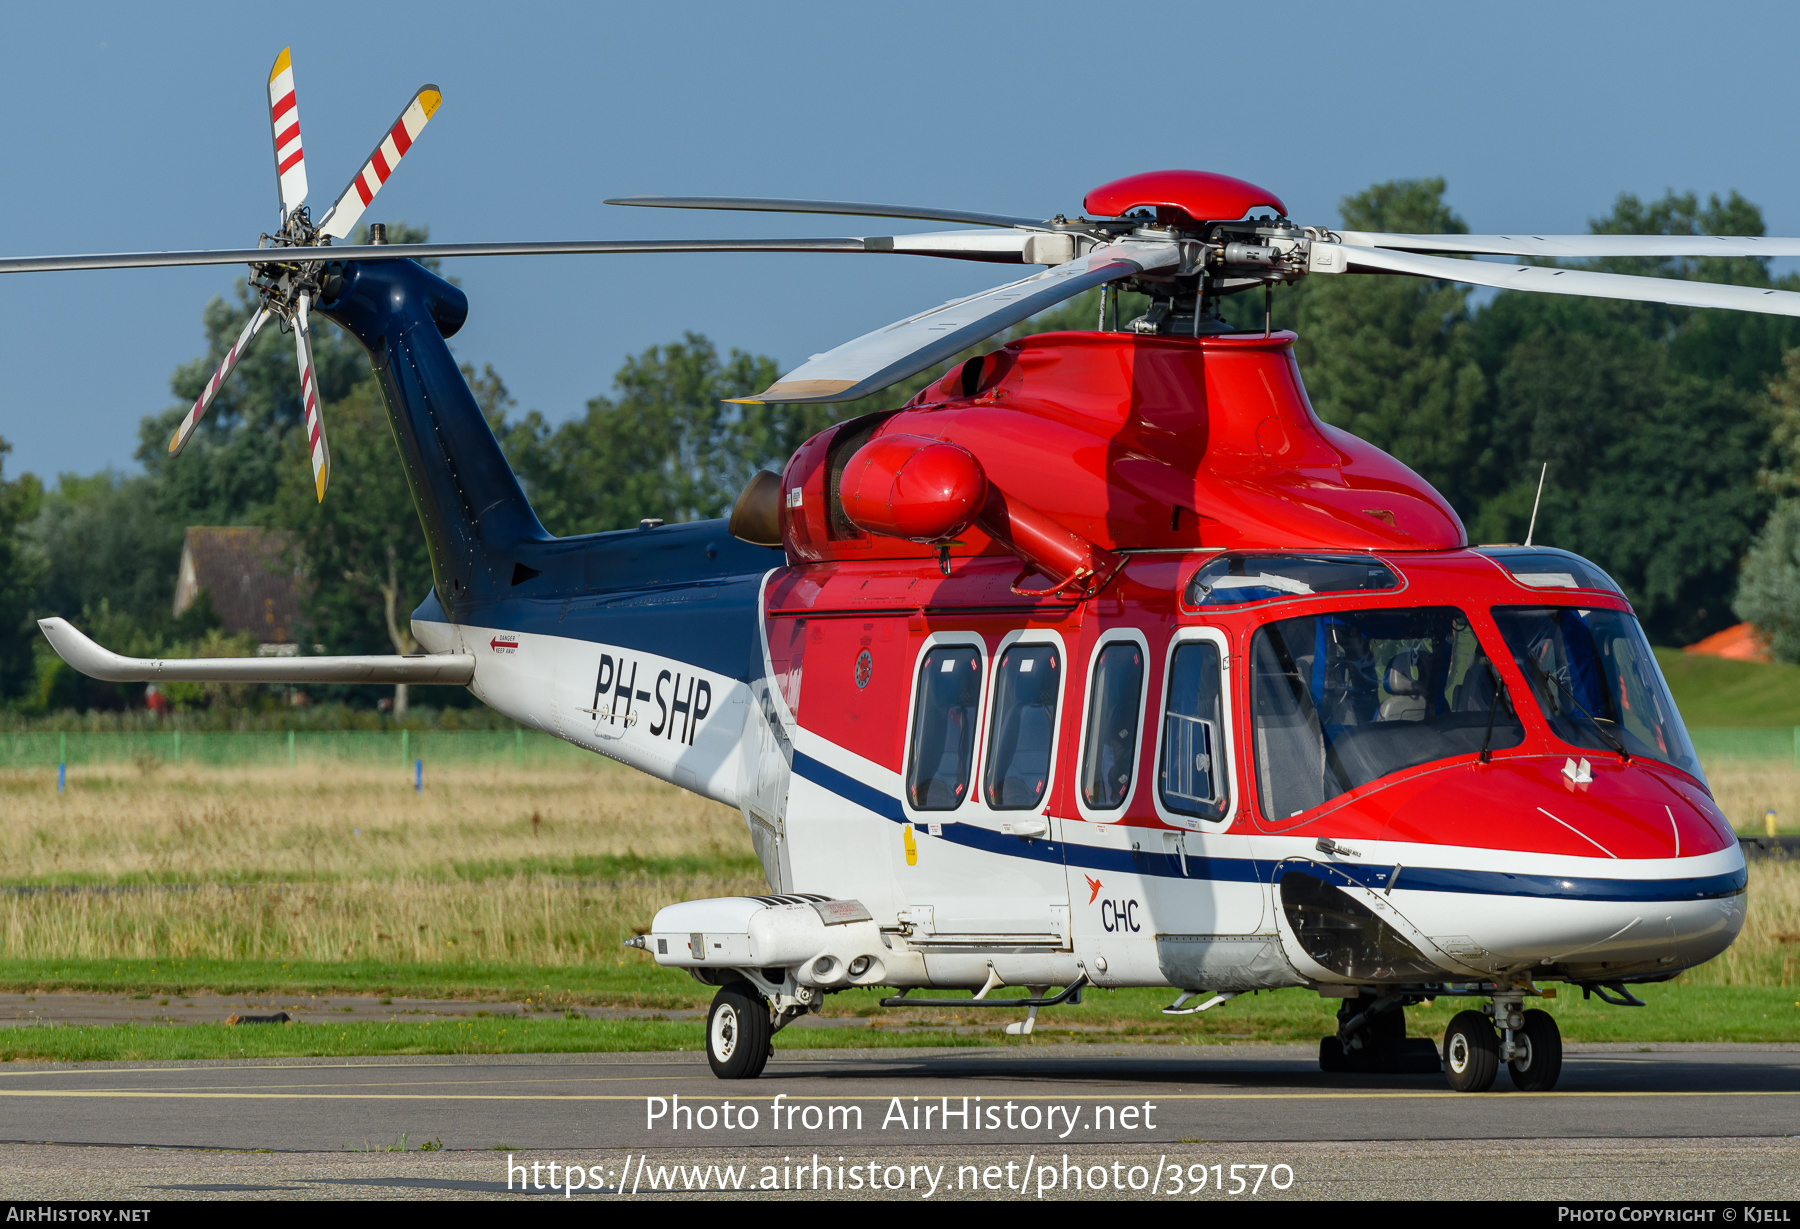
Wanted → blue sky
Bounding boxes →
[4,0,1799,479]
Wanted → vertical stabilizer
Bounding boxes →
[315,259,547,619]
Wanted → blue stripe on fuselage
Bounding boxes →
[412,519,776,680]
[790,751,1747,904]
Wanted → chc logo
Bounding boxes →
[1100,898,1141,933]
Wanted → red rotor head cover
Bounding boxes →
[839,434,987,543]
[1084,169,1286,227]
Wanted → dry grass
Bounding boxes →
[1702,757,1800,834]
[0,761,754,884]
[0,878,764,967]
[0,761,764,969]
[1682,857,1800,988]
[0,756,1795,984]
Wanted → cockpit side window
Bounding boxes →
[1492,605,1705,782]
[1160,640,1230,822]
[905,645,983,810]
[1250,607,1523,823]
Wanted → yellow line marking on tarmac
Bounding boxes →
[0,1076,712,1093]
[0,1089,1795,1102]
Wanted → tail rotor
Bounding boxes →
[164,48,440,496]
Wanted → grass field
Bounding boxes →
[1656,647,1800,728]
[0,754,1795,1060]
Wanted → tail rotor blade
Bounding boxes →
[167,305,272,457]
[316,86,442,240]
[268,48,308,220]
[294,294,331,501]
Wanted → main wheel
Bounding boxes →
[1507,1008,1563,1092]
[706,983,772,1080]
[1442,1010,1499,1092]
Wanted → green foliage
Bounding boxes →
[25,470,182,629]
[265,377,431,657]
[1652,646,1800,727]
[0,440,44,699]
[1734,499,1800,664]
[18,187,1800,719]
[1285,178,1486,500]
[497,333,785,535]
[1222,177,1791,645]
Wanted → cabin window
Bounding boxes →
[905,645,984,810]
[1080,642,1144,810]
[1160,641,1229,821]
[1250,607,1523,822]
[984,643,1061,810]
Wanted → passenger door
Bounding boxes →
[893,630,1071,946]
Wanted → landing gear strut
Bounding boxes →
[1317,992,1440,1074]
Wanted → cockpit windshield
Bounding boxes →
[1250,606,1523,822]
[1491,606,1705,782]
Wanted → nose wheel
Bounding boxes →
[1506,1008,1563,1091]
[1442,1000,1563,1092]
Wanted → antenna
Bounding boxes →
[1524,462,1548,547]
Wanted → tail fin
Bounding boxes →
[316,259,547,617]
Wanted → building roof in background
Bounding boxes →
[173,527,302,645]
[1683,621,1771,663]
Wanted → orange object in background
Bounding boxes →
[1683,621,1772,662]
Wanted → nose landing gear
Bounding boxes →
[1441,988,1563,1092]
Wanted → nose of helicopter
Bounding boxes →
[1290,755,1748,980]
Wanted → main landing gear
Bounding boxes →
[1317,992,1441,1075]
[706,982,772,1080]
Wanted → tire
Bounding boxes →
[706,983,772,1080]
[1442,1010,1499,1092]
[1508,1009,1563,1092]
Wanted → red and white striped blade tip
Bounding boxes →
[318,86,442,241]
[295,324,330,502]
[168,308,268,456]
[268,48,308,216]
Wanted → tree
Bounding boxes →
[1734,499,1800,663]
[1462,190,1788,643]
[265,376,434,717]
[25,469,181,631]
[500,333,783,536]
[1272,180,1488,502]
[137,222,434,531]
[0,439,44,700]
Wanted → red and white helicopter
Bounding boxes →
[26,51,1776,1092]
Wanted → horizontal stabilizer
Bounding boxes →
[37,617,475,685]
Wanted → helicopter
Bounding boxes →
[25,50,1772,1093]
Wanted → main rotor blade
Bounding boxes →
[294,293,330,501]
[741,239,1182,404]
[0,235,1020,274]
[606,195,1055,232]
[268,48,309,220]
[1323,242,1800,316]
[167,304,272,457]
[1336,231,1800,259]
[315,85,442,240]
